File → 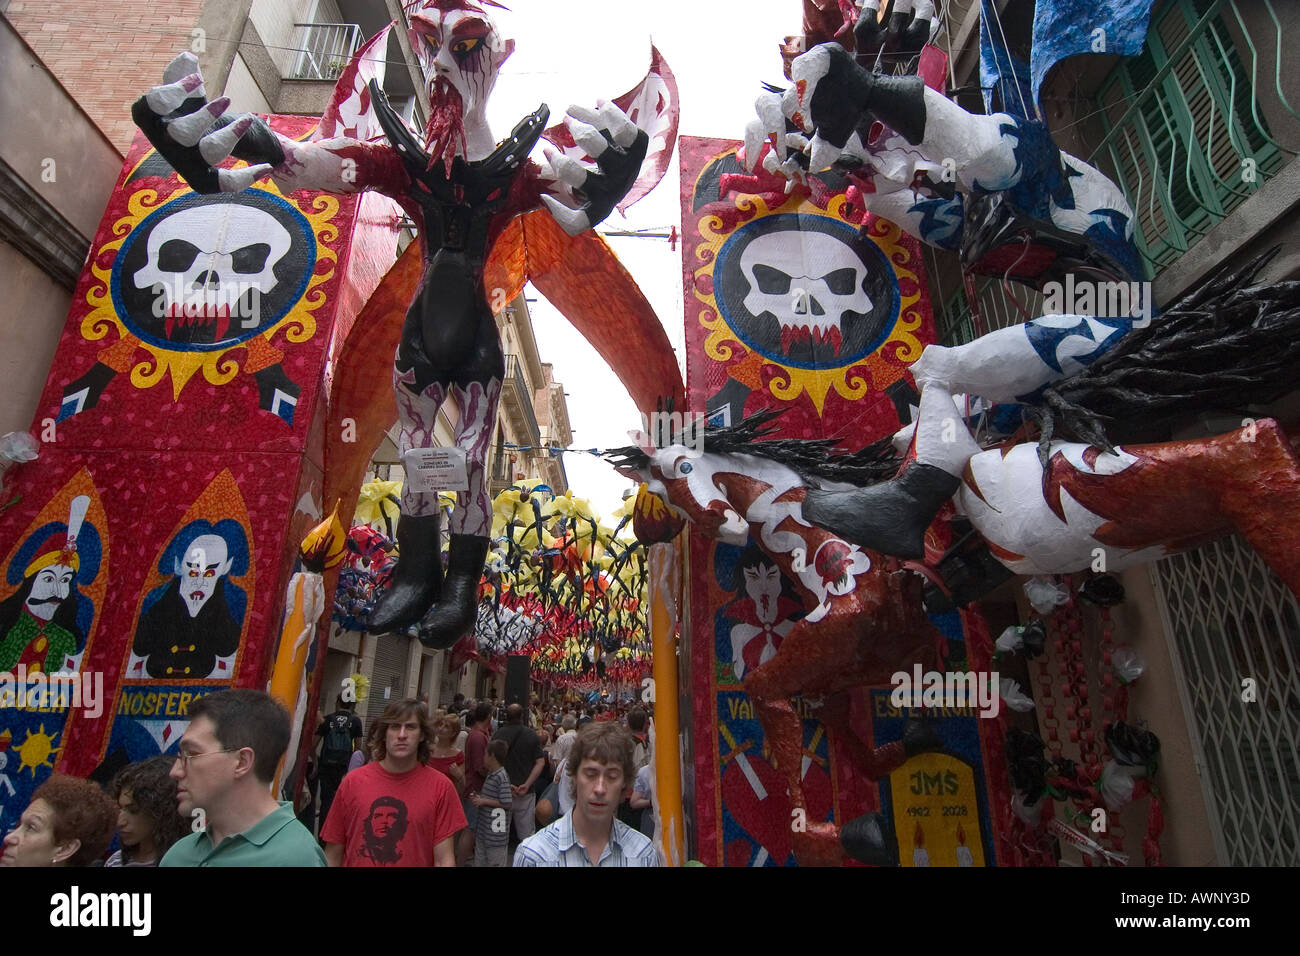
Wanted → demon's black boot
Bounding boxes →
[367,513,443,633]
[416,534,489,649]
[857,72,928,144]
[841,813,899,866]
[853,3,933,70]
[922,537,1017,613]
[805,44,929,147]
[902,716,943,757]
[803,463,960,560]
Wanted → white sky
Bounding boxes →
[483,0,801,517]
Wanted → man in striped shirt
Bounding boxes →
[514,722,660,867]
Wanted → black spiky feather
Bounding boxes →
[605,407,902,486]
[1037,246,1300,457]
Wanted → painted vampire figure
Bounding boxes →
[133,0,657,646]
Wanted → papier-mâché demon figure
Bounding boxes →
[134,0,659,646]
[743,35,1154,560]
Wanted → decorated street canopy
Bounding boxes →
[334,479,653,689]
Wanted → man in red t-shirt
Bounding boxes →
[321,698,464,867]
[457,701,493,865]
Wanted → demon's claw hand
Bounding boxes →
[132,51,284,194]
[539,101,649,236]
[790,43,882,167]
[742,43,879,179]
[742,90,814,188]
[745,39,928,180]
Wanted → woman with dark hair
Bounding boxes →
[0,774,117,867]
[724,544,803,682]
[107,756,188,866]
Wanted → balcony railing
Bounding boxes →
[291,22,363,80]
[502,355,542,446]
[546,385,572,448]
[936,277,1046,347]
[1091,0,1298,278]
[489,439,508,484]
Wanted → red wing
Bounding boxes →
[541,45,680,215]
[485,208,684,415]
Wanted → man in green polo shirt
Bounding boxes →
[161,688,325,866]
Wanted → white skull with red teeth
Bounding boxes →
[407,0,514,162]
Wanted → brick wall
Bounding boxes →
[6,1,206,154]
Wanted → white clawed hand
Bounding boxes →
[540,99,648,237]
[139,50,275,194]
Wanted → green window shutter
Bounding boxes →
[937,284,977,347]
[1093,0,1287,278]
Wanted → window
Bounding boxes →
[1150,537,1300,864]
[1093,0,1291,277]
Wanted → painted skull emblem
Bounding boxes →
[740,230,871,355]
[132,205,290,342]
[115,192,313,349]
[717,214,897,369]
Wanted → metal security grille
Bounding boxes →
[1149,537,1300,865]
[365,633,410,726]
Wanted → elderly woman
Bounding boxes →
[1,774,118,867]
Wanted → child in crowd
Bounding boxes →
[470,739,512,867]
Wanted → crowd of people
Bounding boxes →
[0,687,661,868]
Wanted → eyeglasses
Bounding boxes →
[172,749,240,770]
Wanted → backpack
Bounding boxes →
[321,713,355,765]
[631,734,650,771]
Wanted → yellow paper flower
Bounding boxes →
[610,491,638,521]
[350,672,370,702]
[354,479,403,527]
[548,490,595,523]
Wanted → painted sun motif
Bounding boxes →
[14,725,62,777]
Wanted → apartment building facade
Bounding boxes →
[927,0,1300,865]
[2,0,572,731]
